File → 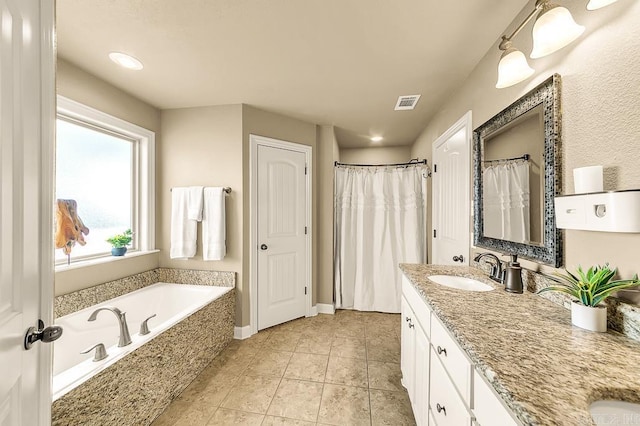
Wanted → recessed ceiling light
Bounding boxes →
[109,52,143,70]
[371,136,383,143]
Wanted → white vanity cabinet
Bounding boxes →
[401,277,431,426]
[401,274,521,426]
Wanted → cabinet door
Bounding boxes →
[401,297,416,400]
[414,324,430,426]
[472,370,519,426]
[430,348,472,426]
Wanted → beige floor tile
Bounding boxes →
[367,361,403,392]
[317,384,371,426]
[284,352,329,382]
[152,399,192,425]
[262,415,316,425]
[295,335,333,355]
[330,337,366,360]
[220,375,281,414]
[366,338,400,363]
[207,408,264,425]
[369,389,416,426]
[245,351,293,377]
[263,331,301,352]
[179,371,239,405]
[325,355,368,388]
[266,378,323,422]
[173,399,218,426]
[334,323,366,339]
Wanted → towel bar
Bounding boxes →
[170,187,231,194]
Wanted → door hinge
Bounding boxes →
[434,164,437,173]
[304,226,308,235]
[305,163,308,175]
[305,286,308,295]
[433,229,437,238]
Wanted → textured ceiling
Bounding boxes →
[56,0,528,148]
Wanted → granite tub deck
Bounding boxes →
[52,269,236,426]
[400,263,640,426]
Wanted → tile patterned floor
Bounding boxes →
[152,310,416,426]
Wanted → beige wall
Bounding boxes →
[317,126,338,305]
[340,146,411,165]
[411,1,640,277]
[158,105,244,324]
[241,105,319,326]
[55,58,161,296]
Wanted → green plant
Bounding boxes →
[538,264,639,307]
[106,229,133,248]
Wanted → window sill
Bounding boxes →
[55,249,160,272]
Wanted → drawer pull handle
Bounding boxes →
[436,403,446,415]
[437,346,447,356]
[408,321,414,329]
[405,316,411,322]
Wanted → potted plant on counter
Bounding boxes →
[538,264,639,332]
[106,229,133,256]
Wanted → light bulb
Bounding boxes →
[109,52,144,70]
[530,4,585,58]
[587,0,619,10]
[496,48,535,89]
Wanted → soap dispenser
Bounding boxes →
[504,254,524,294]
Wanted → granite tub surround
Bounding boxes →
[400,263,640,426]
[52,289,235,426]
[55,268,235,318]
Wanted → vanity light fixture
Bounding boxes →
[370,136,383,143]
[109,52,144,70]
[496,0,584,88]
[587,0,619,10]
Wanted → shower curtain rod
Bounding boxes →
[334,159,427,167]
[482,154,530,163]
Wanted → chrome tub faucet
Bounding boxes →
[88,306,133,347]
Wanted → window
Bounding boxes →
[55,97,155,266]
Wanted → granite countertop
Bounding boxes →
[399,263,640,426]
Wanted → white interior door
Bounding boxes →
[256,143,308,330]
[432,112,471,266]
[0,0,55,424]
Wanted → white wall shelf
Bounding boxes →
[555,190,640,233]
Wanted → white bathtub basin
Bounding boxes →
[428,275,494,292]
[590,400,640,425]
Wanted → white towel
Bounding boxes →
[187,186,204,221]
[170,187,198,259]
[202,187,226,261]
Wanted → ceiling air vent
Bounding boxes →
[394,94,421,111]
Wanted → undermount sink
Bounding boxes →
[590,400,640,425]
[427,275,494,292]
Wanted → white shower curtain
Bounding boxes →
[482,161,531,243]
[334,165,426,313]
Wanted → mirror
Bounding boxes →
[473,74,563,267]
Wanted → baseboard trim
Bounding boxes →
[316,303,335,315]
[234,325,253,340]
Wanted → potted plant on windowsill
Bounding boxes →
[538,264,639,332]
[106,229,133,257]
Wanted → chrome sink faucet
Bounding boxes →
[88,306,132,347]
[473,252,504,283]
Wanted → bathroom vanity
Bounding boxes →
[400,263,640,425]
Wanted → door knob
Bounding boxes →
[24,319,63,350]
[453,254,464,263]
[260,244,268,250]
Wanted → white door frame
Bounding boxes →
[431,111,472,264]
[249,134,312,336]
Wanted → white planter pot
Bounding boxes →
[571,302,607,332]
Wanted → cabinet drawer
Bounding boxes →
[402,274,431,338]
[429,348,472,426]
[473,370,519,426]
[430,314,472,404]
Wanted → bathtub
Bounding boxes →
[53,282,233,401]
